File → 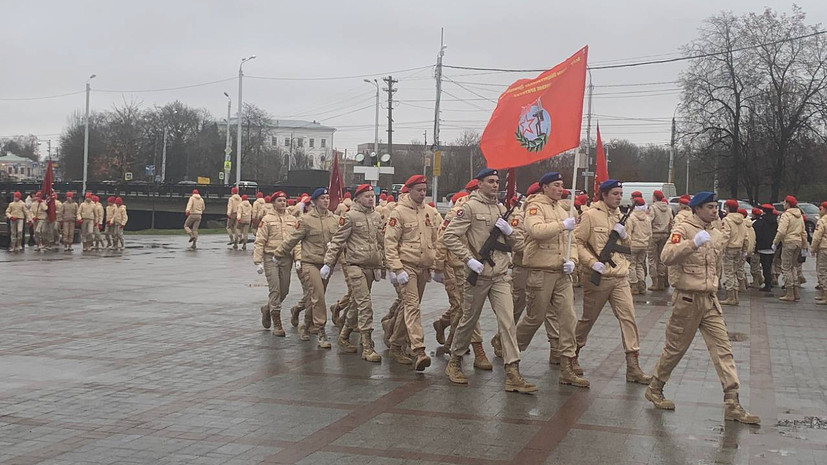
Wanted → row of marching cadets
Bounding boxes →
[246,169,760,423]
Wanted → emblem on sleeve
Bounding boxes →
[388,217,397,227]
[529,208,538,215]
[456,209,465,218]
[510,218,519,227]
[339,217,345,226]
[670,233,682,244]
[295,220,301,229]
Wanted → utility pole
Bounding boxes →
[237,55,256,186]
[432,28,446,203]
[668,116,676,184]
[224,92,232,186]
[423,130,427,177]
[47,140,51,160]
[82,74,96,195]
[584,72,593,197]
[383,75,397,160]
[161,127,168,183]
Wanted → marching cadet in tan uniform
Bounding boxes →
[774,195,808,302]
[627,197,652,295]
[379,187,410,354]
[275,188,338,348]
[673,196,692,227]
[384,176,439,370]
[321,184,383,362]
[251,192,265,229]
[515,172,588,388]
[226,187,242,248]
[236,195,253,250]
[443,168,536,393]
[254,192,299,336]
[29,193,50,251]
[59,192,78,251]
[573,179,651,384]
[330,192,355,329]
[91,196,105,250]
[104,197,116,249]
[77,193,97,251]
[333,192,352,216]
[184,189,205,250]
[719,200,749,305]
[49,193,61,249]
[738,209,753,290]
[645,192,759,424]
[509,182,541,324]
[648,191,673,290]
[5,191,29,252]
[433,191,492,370]
[811,202,827,305]
[110,197,128,250]
[749,208,765,288]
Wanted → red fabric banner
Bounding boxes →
[41,159,56,222]
[328,150,344,212]
[480,46,588,169]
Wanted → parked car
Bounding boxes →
[717,199,754,217]
[798,202,819,238]
[620,182,677,207]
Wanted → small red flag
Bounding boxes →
[480,47,588,169]
[328,150,344,212]
[593,123,608,201]
[41,159,56,222]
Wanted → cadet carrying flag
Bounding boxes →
[479,46,588,169]
[328,150,344,212]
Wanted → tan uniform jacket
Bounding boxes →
[77,200,96,221]
[745,217,756,254]
[649,201,673,235]
[30,201,49,221]
[111,205,128,226]
[186,194,205,215]
[773,207,807,247]
[237,200,253,223]
[105,204,117,224]
[435,196,470,271]
[522,194,578,271]
[252,198,265,221]
[627,208,653,251]
[93,202,104,224]
[275,207,337,265]
[722,212,748,251]
[59,200,77,222]
[661,214,725,293]
[811,215,827,252]
[53,199,62,220]
[333,198,353,217]
[324,202,384,268]
[673,208,691,228]
[508,207,528,267]
[384,194,440,271]
[574,200,632,277]
[226,194,241,218]
[253,210,300,264]
[442,191,519,278]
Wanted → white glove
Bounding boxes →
[693,230,711,248]
[389,271,398,284]
[495,218,513,236]
[591,262,606,274]
[297,201,305,211]
[771,243,777,252]
[396,270,409,285]
[320,264,331,280]
[612,223,627,239]
[256,263,264,274]
[562,217,576,231]
[466,258,484,274]
[294,260,301,271]
[562,260,575,274]
[374,269,383,281]
[433,271,445,283]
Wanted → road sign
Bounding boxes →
[224,147,232,156]
[124,172,133,181]
[433,151,442,176]
[197,177,210,185]
[218,171,225,180]
[145,164,155,176]
[154,175,161,183]
[581,171,594,177]
[223,161,232,171]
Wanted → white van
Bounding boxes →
[620,182,677,206]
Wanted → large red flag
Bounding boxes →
[593,123,608,200]
[328,150,344,212]
[480,46,588,169]
[41,159,56,222]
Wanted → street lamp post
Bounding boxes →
[363,79,380,162]
[82,74,96,194]
[223,92,232,186]
[236,55,256,186]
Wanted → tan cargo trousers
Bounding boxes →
[451,274,520,364]
[392,265,429,351]
[576,276,640,353]
[652,291,740,393]
[343,265,377,332]
[436,265,482,343]
[780,244,802,288]
[723,248,742,291]
[184,214,202,240]
[649,233,669,283]
[516,270,573,357]
[818,249,827,291]
[301,262,330,329]
[263,255,292,316]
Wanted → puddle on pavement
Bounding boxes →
[777,416,827,429]
[728,332,749,342]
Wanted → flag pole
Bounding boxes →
[564,149,579,262]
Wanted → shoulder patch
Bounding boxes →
[510,218,519,227]
[456,208,465,218]
[529,208,538,216]
[670,233,682,244]
[339,217,345,226]
[295,220,302,229]
[388,217,397,227]
[442,218,450,227]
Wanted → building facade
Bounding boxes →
[265,120,336,170]
[0,154,43,181]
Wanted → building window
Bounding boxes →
[320,139,326,148]
[297,138,304,148]
[309,138,315,148]
[271,136,278,146]
[284,137,290,147]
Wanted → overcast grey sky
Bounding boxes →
[2,0,825,157]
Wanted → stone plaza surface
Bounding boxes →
[1,235,827,465]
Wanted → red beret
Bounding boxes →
[192,189,199,195]
[400,186,408,194]
[451,191,469,203]
[634,197,645,206]
[526,182,541,196]
[785,195,797,206]
[821,201,827,209]
[107,196,116,203]
[574,199,582,207]
[561,189,570,198]
[752,208,762,216]
[85,192,92,199]
[264,196,271,202]
[66,192,74,198]
[354,184,372,197]
[428,201,435,207]
[231,187,238,194]
[464,179,479,191]
[344,192,352,199]
[256,192,263,198]
[287,199,296,206]
[272,191,287,199]
[92,195,99,202]
[653,190,664,200]
[115,197,122,205]
[631,191,642,198]
[379,193,387,200]
[405,175,427,187]
[13,191,21,198]
[679,197,690,205]
[577,194,589,204]
[725,199,739,209]
[241,194,248,201]
[737,208,747,217]
[387,195,395,202]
